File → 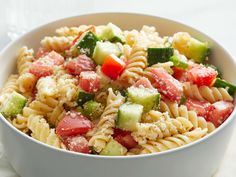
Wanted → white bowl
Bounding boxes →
[0,13,235,177]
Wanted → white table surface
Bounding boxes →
[0,0,236,176]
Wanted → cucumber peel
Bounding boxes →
[0,92,27,118]
[100,138,127,156]
[116,103,143,131]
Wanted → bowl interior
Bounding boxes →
[0,12,236,157]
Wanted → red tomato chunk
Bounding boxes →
[65,55,96,76]
[133,77,154,89]
[185,98,211,118]
[172,67,188,82]
[151,68,183,102]
[101,54,126,80]
[113,129,137,149]
[79,71,100,93]
[29,51,64,78]
[207,101,234,127]
[35,47,49,59]
[63,135,90,154]
[187,64,217,86]
[56,111,92,137]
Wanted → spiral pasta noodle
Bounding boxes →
[183,82,233,103]
[132,111,194,145]
[27,115,62,148]
[118,46,147,87]
[40,36,75,53]
[160,101,215,133]
[56,25,90,36]
[56,27,80,36]
[0,74,19,105]
[16,47,37,94]
[17,46,34,75]
[124,26,164,48]
[12,114,29,133]
[88,88,125,152]
[140,128,207,154]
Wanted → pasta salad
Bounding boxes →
[0,23,235,156]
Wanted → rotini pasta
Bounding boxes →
[118,46,147,87]
[132,111,194,145]
[0,74,19,105]
[183,82,233,103]
[160,101,215,133]
[40,36,75,53]
[88,88,125,152]
[140,128,208,154]
[27,115,62,148]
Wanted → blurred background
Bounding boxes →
[0,0,235,176]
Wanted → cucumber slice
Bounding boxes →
[147,47,174,66]
[99,23,125,43]
[187,39,209,63]
[179,95,187,105]
[127,87,160,112]
[116,103,143,131]
[169,55,188,69]
[77,91,95,106]
[100,138,127,156]
[83,100,103,120]
[76,31,99,57]
[213,78,236,95]
[92,41,121,65]
[1,92,27,118]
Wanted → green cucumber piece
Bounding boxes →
[77,91,95,106]
[92,41,121,65]
[99,23,125,43]
[213,78,236,95]
[147,47,174,66]
[76,31,99,57]
[116,103,143,131]
[119,89,127,97]
[0,92,27,118]
[179,95,187,105]
[187,39,209,63]
[83,100,103,120]
[127,87,160,112]
[100,139,127,156]
[169,55,188,69]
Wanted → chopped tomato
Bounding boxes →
[63,135,90,154]
[79,71,100,93]
[56,111,92,137]
[172,67,188,82]
[113,129,137,149]
[44,51,64,65]
[71,26,96,47]
[65,55,96,76]
[207,101,234,127]
[29,51,64,78]
[187,64,217,86]
[133,77,154,89]
[101,54,126,80]
[29,60,54,78]
[35,47,49,59]
[185,98,211,118]
[151,68,183,102]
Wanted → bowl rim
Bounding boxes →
[0,12,236,159]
